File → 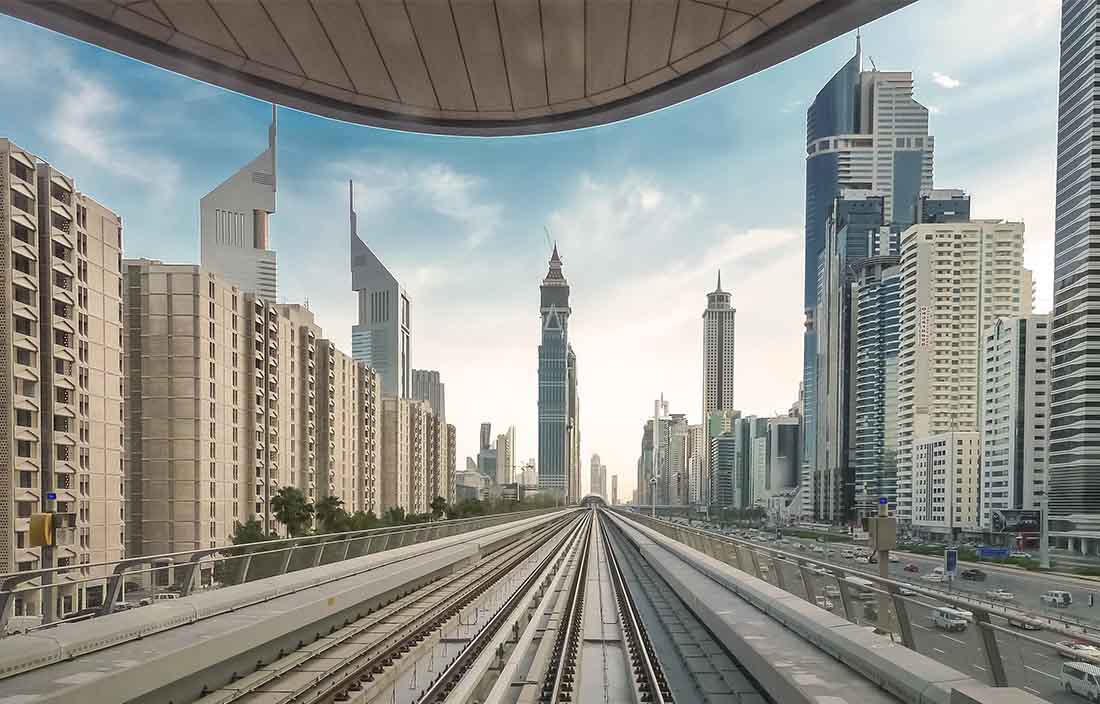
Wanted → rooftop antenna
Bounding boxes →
[869,56,877,72]
[543,226,553,251]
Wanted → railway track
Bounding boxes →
[198,513,581,704]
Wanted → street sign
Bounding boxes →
[46,492,56,501]
[945,548,958,577]
[879,497,888,505]
[978,546,1009,559]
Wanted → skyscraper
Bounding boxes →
[199,108,277,301]
[896,218,1029,529]
[1051,0,1100,518]
[538,246,573,498]
[611,475,619,505]
[350,182,410,399]
[703,272,736,415]
[590,454,607,499]
[411,369,445,419]
[980,315,1051,529]
[803,40,933,521]
[496,426,515,485]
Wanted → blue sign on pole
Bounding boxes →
[46,492,57,501]
[978,547,1009,559]
[945,548,958,577]
[879,497,888,505]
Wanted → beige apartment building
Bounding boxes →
[123,260,244,556]
[380,397,448,515]
[1,139,125,617]
[356,363,382,515]
[896,219,1029,531]
[271,303,320,505]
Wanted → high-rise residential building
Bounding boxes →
[480,422,492,452]
[350,182,410,399]
[538,246,573,498]
[446,424,457,504]
[0,141,125,618]
[358,364,383,514]
[896,218,1029,526]
[611,475,619,505]
[981,315,1051,529]
[707,409,740,507]
[803,42,933,524]
[200,109,277,301]
[520,459,537,489]
[1051,0,1100,519]
[426,413,449,507]
[123,261,243,557]
[495,426,515,485]
[911,432,981,533]
[315,340,361,508]
[407,399,433,514]
[710,430,740,509]
[272,304,321,507]
[851,250,902,517]
[687,424,705,505]
[590,454,607,499]
[381,398,410,513]
[411,369,445,419]
[669,414,690,506]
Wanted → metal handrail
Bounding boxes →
[0,508,557,633]
[616,510,1100,688]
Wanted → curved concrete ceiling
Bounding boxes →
[0,0,913,136]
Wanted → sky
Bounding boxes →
[0,1,1061,503]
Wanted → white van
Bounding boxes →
[1062,661,1100,700]
[1042,590,1073,608]
[930,606,968,632]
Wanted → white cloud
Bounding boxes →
[931,72,961,89]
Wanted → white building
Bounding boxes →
[496,426,515,486]
[687,423,705,505]
[589,454,607,499]
[911,432,981,532]
[981,315,1050,529]
[199,109,277,301]
[896,219,1029,524]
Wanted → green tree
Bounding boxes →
[271,486,314,537]
[349,510,380,531]
[382,506,406,526]
[315,495,346,533]
[430,496,447,520]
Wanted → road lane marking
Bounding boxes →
[1024,686,1041,695]
[911,623,931,631]
[1024,665,1060,682]
[1032,652,1051,660]
[933,647,946,654]
[973,664,986,671]
[941,635,967,645]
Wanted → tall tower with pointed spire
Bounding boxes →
[350,180,411,398]
[200,106,278,300]
[703,271,736,416]
[538,245,576,500]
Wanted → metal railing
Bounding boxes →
[617,510,1100,700]
[0,509,557,634]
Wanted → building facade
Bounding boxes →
[1050,0,1100,519]
[590,453,607,499]
[911,432,981,533]
[611,475,618,505]
[1,140,125,617]
[495,426,515,486]
[980,315,1050,529]
[123,261,242,557]
[538,246,573,499]
[897,218,1028,526]
[411,368,445,419]
[199,110,277,301]
[350,182,410,399]
[803,42,934,524]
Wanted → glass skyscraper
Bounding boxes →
[1051,0,1100,516]
[538,246,574,498]
[801,39,933,519]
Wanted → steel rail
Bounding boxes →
[541,510,593,703]
[417,512,593,703]
[598,511,673,704]
[295,514,581,704]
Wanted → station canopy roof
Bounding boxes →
[1,0,912,136]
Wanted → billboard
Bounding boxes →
[945,548,958,577]
[990,509,1041,534]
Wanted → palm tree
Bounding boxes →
[271,487,314,537]
[315,495,345,533]
[430,496,447,520]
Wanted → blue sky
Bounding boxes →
[0,1,1060,499]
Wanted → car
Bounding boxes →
[1058,641,1100,660]
[795,543,807,551]
[922,573,944,583]
[113,601,135,611]
[903,563,920,573]
[888,552,899,563]
[812,546,825,554]
[855,556,870,564]
[815,596,835,610]
[1007,616,1042,631]
[1009,551,1032,560]
[897,586,916,596]
[1041,590,1073,608]
[985,588,1015,602]
[930,607,968,632]
[960,568,987,581]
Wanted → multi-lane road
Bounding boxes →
[685,522,1100,703]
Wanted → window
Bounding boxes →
[15,440,33,458]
